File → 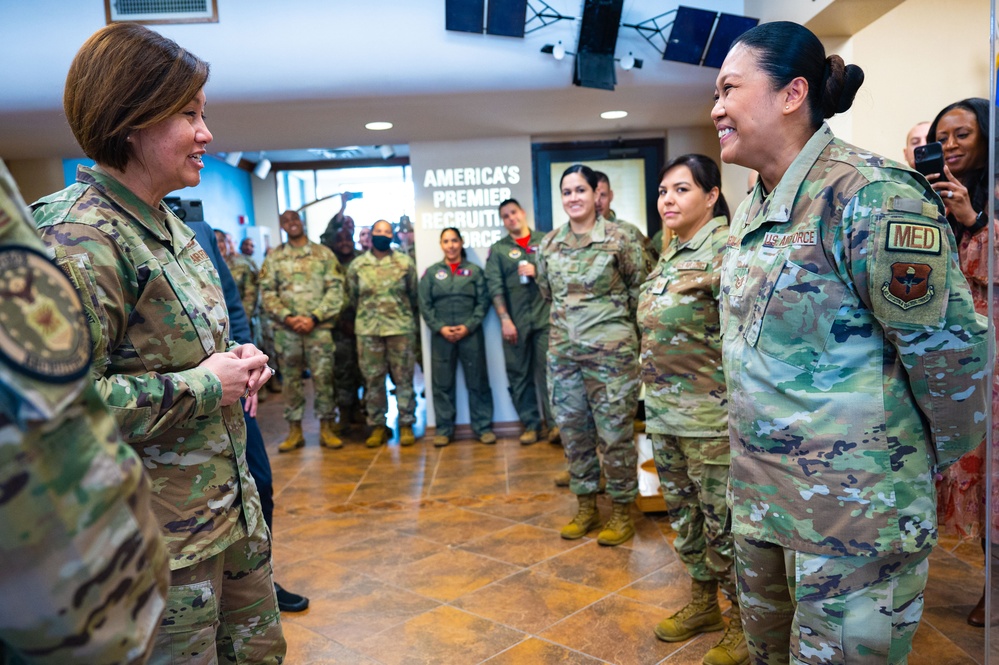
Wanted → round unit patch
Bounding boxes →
[508,249,522,259]
[0,245,92,383]
[435,269,449,280]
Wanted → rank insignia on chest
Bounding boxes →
[435,269,449,280]
[882,262,933,309]
[456,268,471,277]
[508,249,522,259]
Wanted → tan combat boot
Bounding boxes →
[597,501,635,546]
[702,603,750,665]
[654,579,724,642]
[519,429,538,445]
[320,420,343,449]
[399,426,416,446]
[553,469,570,487]
[278,421,305,453]
[560,493,600,539]
[366,425,388,448]
[547,425,561,444]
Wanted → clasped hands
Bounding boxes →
[440,324,469,343]
[284,314,316,334]
[199,343,273,417]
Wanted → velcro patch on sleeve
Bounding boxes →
[885,221,941,255]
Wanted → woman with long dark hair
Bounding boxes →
[927,97,999,627]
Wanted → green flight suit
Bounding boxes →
[419,259,493,437]
[483,230,552,432]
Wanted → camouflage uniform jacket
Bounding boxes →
[259,240,346,329]
[536,217,647,348]
[32,165,262,570]
[1,160,168,665]
[346,250,417,336]
[639,217,728,439]
[419,259,489,333]
[720,124,989,557]
[606,209,657,269]
[226,252,259,319]
[484,230,550,333]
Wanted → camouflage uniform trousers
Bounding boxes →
[149,528,285,665]
[734,535,930,665]
[547,338,639,502]
[502,325,553,431]
[357,333,416,428]
[651,433,736,601]
[273,326,335,421]
[332,327,362,419]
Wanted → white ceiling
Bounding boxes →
[0,0,823,161]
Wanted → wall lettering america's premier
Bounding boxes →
[419,165,521,249]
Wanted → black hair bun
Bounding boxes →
[822,55,865,118]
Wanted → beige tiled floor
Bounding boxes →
[258,389,991,664]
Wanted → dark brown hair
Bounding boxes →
[64,23,210,171]
[658,154,730,221]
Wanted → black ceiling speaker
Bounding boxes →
[487,0,529,37]
[573,0,625,90]
[446,0,484,33]
[663,6,716,65]
[702,13,759,68]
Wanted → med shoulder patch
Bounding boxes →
[0,245,92,383]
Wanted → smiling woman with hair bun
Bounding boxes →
[712,20,989,663]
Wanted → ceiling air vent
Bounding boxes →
[105,0,219,25]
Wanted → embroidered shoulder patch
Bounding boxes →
[435,269,449,280]
[508,249,522,259]
[885,222,941,255]
[0,245,92,383]
[882,262,934,310]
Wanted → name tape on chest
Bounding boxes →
[675,260,708,271]
[885,221,941,255]
[761,230,817,249]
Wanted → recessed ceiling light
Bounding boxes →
[601,111,628,120]
[365,121,393,131]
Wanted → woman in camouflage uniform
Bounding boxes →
[638,155,746,664]
[714,22,988,663]
[33,23,284,664]
[536,164,647,547]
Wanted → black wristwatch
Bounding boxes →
[969,210,989,232]
[310,314,320,326]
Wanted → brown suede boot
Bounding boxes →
[399,426,416,446]
[654,579,724,642]
[703,603,749,665]
[365,425,388,448]
[319,419,343,449]
[278,421,304,453]
[560,493,600,539]
[596,501,634,546]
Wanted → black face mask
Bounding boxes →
[371,235,393,251]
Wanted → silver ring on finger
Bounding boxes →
[947,190,953,199]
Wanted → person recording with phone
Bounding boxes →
[924,97,998,628]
